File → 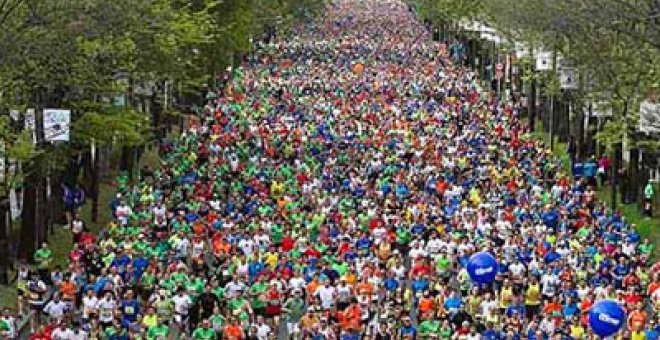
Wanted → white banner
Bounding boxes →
[43,109,71,142]
[640,101,660,134]
[535,51,552,71]
[560,67,579,89]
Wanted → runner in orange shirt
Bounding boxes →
[627,303,648,331]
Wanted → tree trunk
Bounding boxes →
[583,101,593,158]
[528,75,537,132]
[0,197,10,285]
[91,146,101,223]
[19,176,39,261]
[628,147,639,205]
[575,99,585,160]
[38,177,49,244]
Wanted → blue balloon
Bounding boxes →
[466,252,498,284]
[588,300,626,337]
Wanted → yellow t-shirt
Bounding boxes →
[631,331,646,340]
[500,286,514,309]
[525,283,541,306]
[142,314,158,328]
[570,325,585,339]
[265,253,279,269]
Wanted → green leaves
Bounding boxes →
[73,109,152,147]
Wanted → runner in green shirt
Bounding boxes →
[283,291,306,324]
[34,243,53,270]
[418,316,441,339]
[192,319,217,339]
[146,323,170,340]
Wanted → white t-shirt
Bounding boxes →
[82,296,99,319]
[255,323,271,340]
[97,299,116,322]
[44,300,68,319]
[51,327,75,340]
[289,277,306,291]
[238,239,255,256]
[316,286,336,308]
[172,294,192,315]
[509,262,526,276]
[69,330,89,340]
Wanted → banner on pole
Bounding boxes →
[43,109,71,142]
[639,101,660,134]
[535,51,552,71]
[560,67,579,89]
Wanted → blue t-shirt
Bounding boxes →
[121,299,140,322]
[583,161,597,178]
[399,326,417,337]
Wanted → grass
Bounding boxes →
[0,147,162,310]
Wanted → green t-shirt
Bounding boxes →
[250,282,268,309]
[192,327,216,339]
[419,320,441,337]
[396,228,411,244]
[229,297,247,313]
[147,325,170,340]
[141,272,156,288]
[34,249,53,269]
[271,224,283,243]
[0,319,9,331]
[440,326,453,339]
[155,299,173,319]
[332,262,349,276]
[171,272,190,286]
[436,255,451,272]
[640,243,654,254]
[212,287,226,300]
[210,314,225,332]
[284,298,306,321]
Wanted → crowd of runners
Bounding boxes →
[3,0,660,339]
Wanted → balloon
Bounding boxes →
[588,300,626,337]
[353,63,365,74]
[466,252,498,284]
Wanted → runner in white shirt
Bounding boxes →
[70,327,89,340]
[315,282,337,309]
[51,324,75,340]
[254,316,272,340]
[97,293,116,327]
[172,289,193,325]
[81,289,99,321]
[43,296,69,323]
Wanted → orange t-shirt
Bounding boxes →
[419,297,435,314]
[356,282,373,296]
[212,239,231,254]
[224,324,243,339]
[628,310,648,330]
[307,281,319,296]
[60,281,76,301]
[543,302,562,315]
[342,305,361,331]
